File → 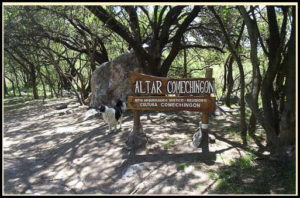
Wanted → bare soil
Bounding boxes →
[3,96,295,195]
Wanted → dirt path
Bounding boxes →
[3,97,294,195]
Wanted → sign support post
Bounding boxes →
[126,67,147,150]
[127,68,215,154]
[201,68,213,154]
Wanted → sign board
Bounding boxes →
[128,96,216,112]
[127,72,215,112]
[129,72,214,95]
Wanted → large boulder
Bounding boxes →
[90,50,139,107]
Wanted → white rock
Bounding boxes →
[83,109,98,121]
[121,164,144,179]
[192,128,202,148]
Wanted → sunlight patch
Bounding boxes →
[55,126,76,134]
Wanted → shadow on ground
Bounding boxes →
[3,97,296,195]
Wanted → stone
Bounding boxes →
[55,103,68,110]
[209,134,216,143]
[209,103,226,117]
[121,163,145,179]
[83,109,98,121]
[65,110,73,114]
[58,111,65,116]
[192,127,202,148]
[90,50,139,107]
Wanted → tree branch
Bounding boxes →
[159,6,185,50]
[160,6,201,76]
[86,6,152,65]
[180,44,225,53]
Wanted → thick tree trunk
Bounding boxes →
[29,64,39,99]
[278,7,295,146]
[259,6,283,148]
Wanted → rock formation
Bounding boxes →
[90,50,139,107]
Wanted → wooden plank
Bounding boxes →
[202,68,213,125]
[129,72,215,95]
[127,96,216,112]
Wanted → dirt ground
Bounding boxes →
[3,96,295,195]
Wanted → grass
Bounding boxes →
[164,138,176,148]
[216,154,231,165]
[227,125,254,144]
[177,163,188,171]
[213,154,263,194]
[211,153,296,194]
[194,161,203,169]
[234,154,255,169]
[228,125,240,138]
[196,183,203,189]
[208,172,219,180]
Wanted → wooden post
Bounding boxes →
[132,66,143,135]
[126,67,147,150]
[201,68,213,154]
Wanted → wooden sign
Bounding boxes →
[129,72,214,96]
[128,96,216,112]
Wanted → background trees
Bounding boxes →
[4,5,296,154]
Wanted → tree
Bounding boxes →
[209,6,248,145]
[238,6,262,137]
[86,5,225,149]
[243,6,295,152]
[4,5,113,102]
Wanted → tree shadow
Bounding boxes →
[4,123,127,194]
[207,154,296,194]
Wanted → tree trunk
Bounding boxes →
[4,77,8,96]
[15,74,22,97]
[239,6,262,136]
[210,7,248,145]
[29,63,39,99]
[183,37,187,78]
[259,6,283,148]
[49,85,54,98]
[37,68,47,99]
[222,55,230,95]
[5,76,16,97]
[31,77,39,99]
[44,66,58,98]
[40,76,47,99]
[278,7,295,146]
[236,60,248,146]
[225,56,234,107]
